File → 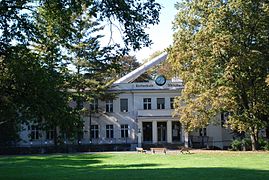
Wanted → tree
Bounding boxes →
[0,0,161,145]
[169,0,269,150]
[112,55,152,82]
[143,50,176,80]
[116,56,140,78]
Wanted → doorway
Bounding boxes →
[157,122,167,142]
[142,122,152,142]
[172,121,181,142]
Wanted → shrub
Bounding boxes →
[263,143,269,151]
[241,138,251,151]
[230,138,251,151]
[258,138,269,150]
[230,139,242,151]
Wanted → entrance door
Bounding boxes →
[157,122,167,142]
[142,122,152,142]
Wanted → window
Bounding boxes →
[221,112,230,127]
[170,98,175,109]
[90,99,98,111]
[157,98,165,109]
[46,129,54,140]
[106,125,114,138]
[143,98,151,110]
[30,125,40,140]
[120,99,128,112]
[199,128,207,136]
[121,124,129,138]
[90,125,99,139]
[106,99,113,112]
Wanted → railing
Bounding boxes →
[89,138,135,144]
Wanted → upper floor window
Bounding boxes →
[106,99,113,112]
[143,98,151,110]
[120,98,128,112]
[90,125,99,139]
[121,124,129,138]
[106,124,114,138]
[170,97,175,109]
[157,98,165,109]
[90,99,98,111]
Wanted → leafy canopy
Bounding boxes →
[0,0,161,145]
[169,0,269,150]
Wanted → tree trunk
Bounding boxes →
[53,126,58,146]
[184,131,189,148]
[249,127,258,151]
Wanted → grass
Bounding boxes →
[0,151,269,179]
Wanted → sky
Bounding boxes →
[130,0,179,62]
[2,1,179,63]
[101,0,179,62]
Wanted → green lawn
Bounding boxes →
[0,151,269,179]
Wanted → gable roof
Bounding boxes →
[113,52,168,84]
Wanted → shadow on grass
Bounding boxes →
[0,154,109,170]
[0,154,269,180]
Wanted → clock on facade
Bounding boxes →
[155,75,166,86]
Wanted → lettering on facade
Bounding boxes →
[167,83,183,87]
[136,84,154,87]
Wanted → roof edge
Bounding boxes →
[113,52,168,84]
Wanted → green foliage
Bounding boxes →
[258,138,269,150]
[111,55,152,82]
[230,138,252,151]
[169,0,269,150]
[241,138,252,151]
[0,0,161,145]
[230,139,242,151]
[263,142,269,151]
[117,56,140,78]
[230,138,269,151]
[139,50,176,81]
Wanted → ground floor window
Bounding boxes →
[106,125,114,138]
[46,129,54,140]
[30,125,40,140]
[90,125,99,139]
[121,124,129,138]
[199,128,207,136]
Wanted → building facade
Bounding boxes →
[18,53,233,150]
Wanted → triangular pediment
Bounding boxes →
[113,52,168,84]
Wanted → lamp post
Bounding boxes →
[137,129,142,148]
[30,141,33,153]
[89,109,92,143]
[44,141,47,153]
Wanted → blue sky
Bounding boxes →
[100,0,179,62]
[131,0,179,61]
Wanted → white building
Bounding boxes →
[19,53,233,150]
